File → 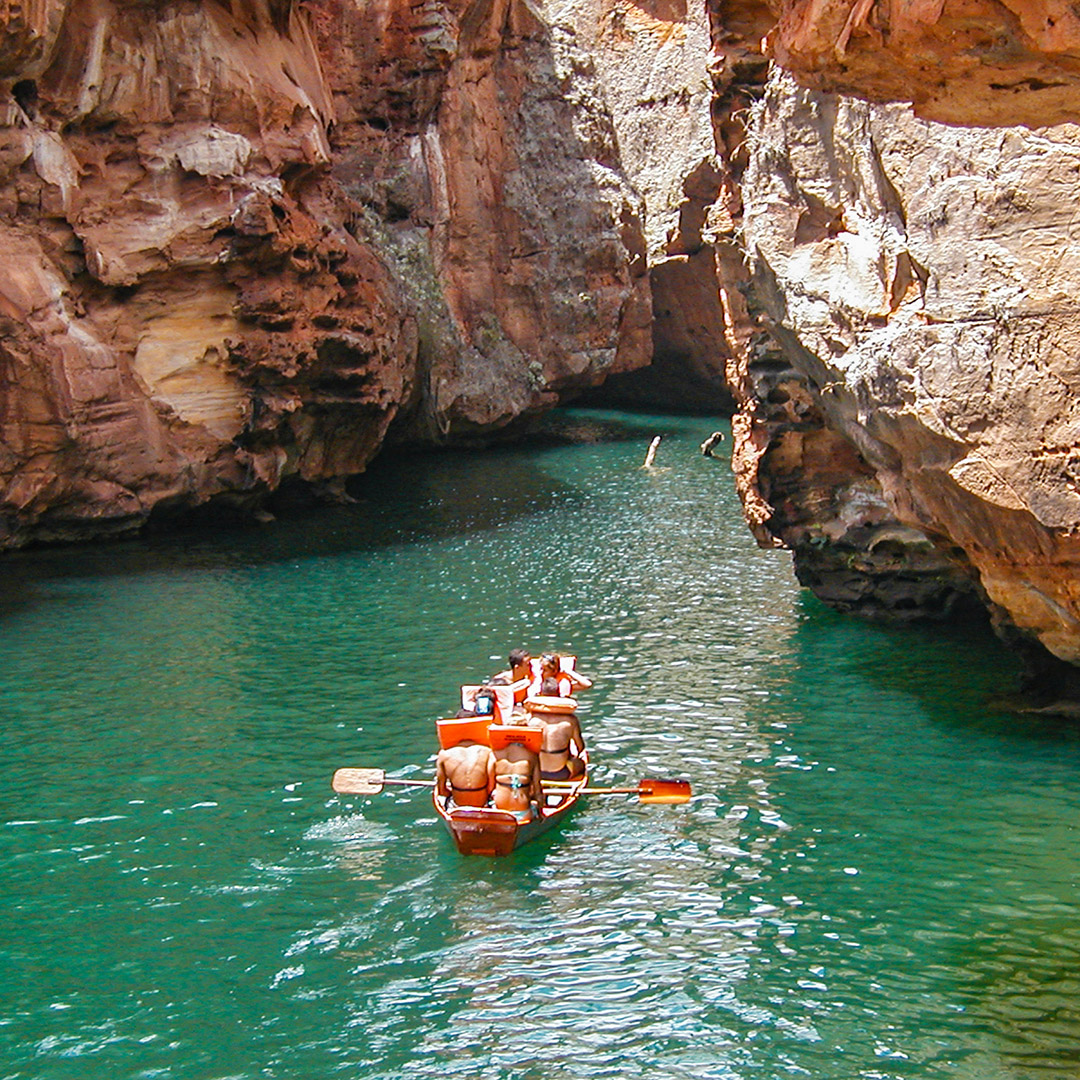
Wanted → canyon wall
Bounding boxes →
[0,0,657,546]
[713,4,1080,679]
[551,0,734,411]
[3,0,1079,679]
[765,0,1080,128]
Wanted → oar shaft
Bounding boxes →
[544,777,692,803]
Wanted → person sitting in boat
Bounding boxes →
[435,739,495,808]
[455,686,497,719]
[529,653,593,697]
[528,680,587,781]
[493,648,534,706]
[491,737,544,823]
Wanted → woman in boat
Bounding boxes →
[491,739,543,823]
[527,677,587,781]
[530,653,594,697]
[435,740,495,808]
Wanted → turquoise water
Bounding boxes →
[2,409,1078,1079]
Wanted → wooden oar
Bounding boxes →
[544,777,692,804]
[332,767,435,795]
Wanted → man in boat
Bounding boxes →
[435,739,496,808]
[492,648,534,706]
[491,738,544,823]
[493,649,544,717]
[493,648,531,682]
[526,687,587,781]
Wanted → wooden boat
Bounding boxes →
[434,747,590,857]
[432,655,593,856]
[331,652,689,846]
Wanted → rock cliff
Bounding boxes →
[553,0,734,412]
[712,5,1080,680]
[3,0,1079,682]
[0,0,653,546]
[765,0,1080,128]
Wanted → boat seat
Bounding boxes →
[488,724,543,754]
[436,716,492,748]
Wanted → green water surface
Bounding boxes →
[2,409,1077,1080]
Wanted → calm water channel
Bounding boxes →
[2,409,1079,1079]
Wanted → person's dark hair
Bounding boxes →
[474,688,496,716]
[540,653,559,672]
[508,648,530,667]
[489,675,510,686]
[540,676,560,696]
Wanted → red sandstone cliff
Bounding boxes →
[4,0,1080,683]
[0,0,651,545]
[765,0,1080,128]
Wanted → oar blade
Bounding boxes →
[332,767,386,795]
[638,779,692,804]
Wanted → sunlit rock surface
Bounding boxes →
[561,0,734,412]
[0,0,651,545]
[714,13,1080,669]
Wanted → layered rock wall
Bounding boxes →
[5,0,1080,680]
[713,6,1080,674]
[311,0,654,438]
[0,0,652,546]
[765,0,1080,128]
[558,0,736,411]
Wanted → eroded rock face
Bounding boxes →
[764,0,1080,128]
[560,0,736,412]
[0,0,412,544]
[312,0,655,439]
[734,70,1080,663]
[702,6,1080,674]
[0,0,417,543]
[0,0,652,545]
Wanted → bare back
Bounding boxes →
[437,742,494,807]
[537,714,585,779]
[492,743,542,813]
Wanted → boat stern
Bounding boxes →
[446,808,520,856]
